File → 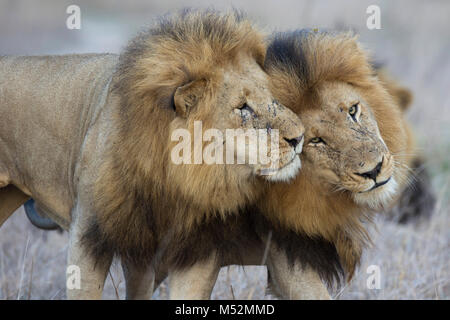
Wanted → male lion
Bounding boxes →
[0,11,305,299]
[152,30,418,299]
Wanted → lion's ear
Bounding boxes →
[394,87,413,112]
[173,79,207,117]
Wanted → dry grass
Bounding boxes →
[1,200,448,299]
[0,0,449,299]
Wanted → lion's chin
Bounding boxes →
[352,177,398,209]
[260,155,302,183]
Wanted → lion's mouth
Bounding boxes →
[359,177,391,193]
[281,154,300,169]
[259,154,301,182]
[352,176,398,209]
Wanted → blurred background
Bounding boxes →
[0,0,448,299]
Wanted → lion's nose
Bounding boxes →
[284,135,304,149]
[356,159,383,181]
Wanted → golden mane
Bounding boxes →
[86,10,269,267]
[263,31,409,281]
[113,9,265,115]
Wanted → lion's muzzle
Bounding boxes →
[349,154,395,193]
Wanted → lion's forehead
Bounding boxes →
[302,108,385,161]
[222,61,268,89]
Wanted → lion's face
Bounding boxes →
[301,81,397,208]
[173,55,305,182]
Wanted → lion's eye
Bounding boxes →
[309,137,325,144]
[239,103,254,113]
[235,103,256,119]
[349,103,359,120]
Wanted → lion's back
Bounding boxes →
[0,53,118,223]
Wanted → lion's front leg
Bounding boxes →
[168,252,220,300]
[66,205,113,300]
[122,260,170,299]
[266,244,331,300]
[122,258,155,300]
